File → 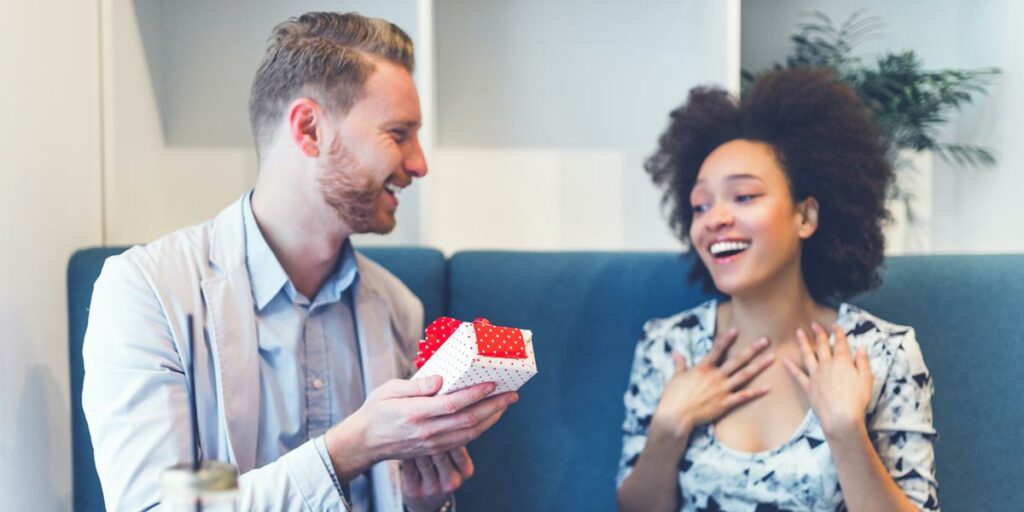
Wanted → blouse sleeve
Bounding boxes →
[616,319,679,488]
[867,328,940,511]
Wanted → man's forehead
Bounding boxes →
[352,60,421,120]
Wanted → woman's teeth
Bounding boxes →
[710,240,751,257]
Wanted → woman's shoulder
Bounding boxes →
[839,304,932,403]
[644,299,716,335]
[635,299,718,361]
[841,306,936,441]
[839,303,923,357]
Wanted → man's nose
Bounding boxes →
[403,137,428,178]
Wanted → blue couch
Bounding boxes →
[69,247,1024,511]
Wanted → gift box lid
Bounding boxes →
[414,317,528,369]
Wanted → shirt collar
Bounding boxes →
[316,238,359,307]
[243,191,359,311]
[244,191,290,311]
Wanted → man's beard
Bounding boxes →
[318,138,396,235]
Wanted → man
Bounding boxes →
[83,12,516,511]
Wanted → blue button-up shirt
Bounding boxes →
[244,192,370,510]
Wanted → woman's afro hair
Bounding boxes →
[645,68,894,302]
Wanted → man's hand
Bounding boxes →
[401,447,473,512]
[325,375,518,481]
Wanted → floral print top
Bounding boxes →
[617,300,939,511]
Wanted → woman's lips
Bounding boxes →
[707,239,751,264]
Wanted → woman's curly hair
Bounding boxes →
[646,68,894,302]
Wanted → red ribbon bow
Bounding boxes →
[415,317,527,368]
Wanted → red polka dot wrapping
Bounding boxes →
[415,317,462,369]
[471,319,527,359]
[415,317,528,368]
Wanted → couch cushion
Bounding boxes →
[449,251,1024,512]
[67,245,446,511]
[447,251,719,511]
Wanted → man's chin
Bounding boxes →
[370,222,396,235]
[361,214,397,235]
[342,207,397,236]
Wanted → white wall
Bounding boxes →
[0,0,103,509]
[742,0,1024,253]
[428,148,627,251]
[105,0,742,254]
[103,0,425,246]
[102,0,260,244]
[431,0,740,251]
[935,0,1024,253]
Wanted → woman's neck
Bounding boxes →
[719,270,832,350]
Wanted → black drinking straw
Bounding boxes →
[186,314,201,471]
[186,315,203,512]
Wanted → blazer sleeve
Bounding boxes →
[82,254,350,511]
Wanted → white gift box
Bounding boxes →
[412,317,538,395]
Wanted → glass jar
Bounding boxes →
[161,460,239,511]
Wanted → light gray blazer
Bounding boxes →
[83,196,423,511]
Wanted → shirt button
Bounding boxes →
[312,378,324,390]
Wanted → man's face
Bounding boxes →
[317,60,427,234]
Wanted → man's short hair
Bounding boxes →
[248,11,415,160]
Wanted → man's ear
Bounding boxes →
[797,196,819,239]
[287,97,322,158]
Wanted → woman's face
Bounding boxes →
[688,139,818,298]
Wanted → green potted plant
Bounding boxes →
[743,10,999,251]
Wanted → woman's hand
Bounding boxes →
[400,447,472,512]
[782,323,873,439]
[651,328,775,441]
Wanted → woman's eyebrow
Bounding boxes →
[724,173,765,183]
[695,173,766,185]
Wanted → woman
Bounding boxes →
[616,68,938,511]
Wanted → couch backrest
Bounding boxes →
[850,254,1024,512]
[66,246,446,511]
[450,252,1024,512]
[447,252,717,511]
[69,248,1024,511]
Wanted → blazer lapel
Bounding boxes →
[201,198,261,472]
[354,282,405,511]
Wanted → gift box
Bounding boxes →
[412,317,537,395]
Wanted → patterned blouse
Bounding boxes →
[617,300,939,511]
